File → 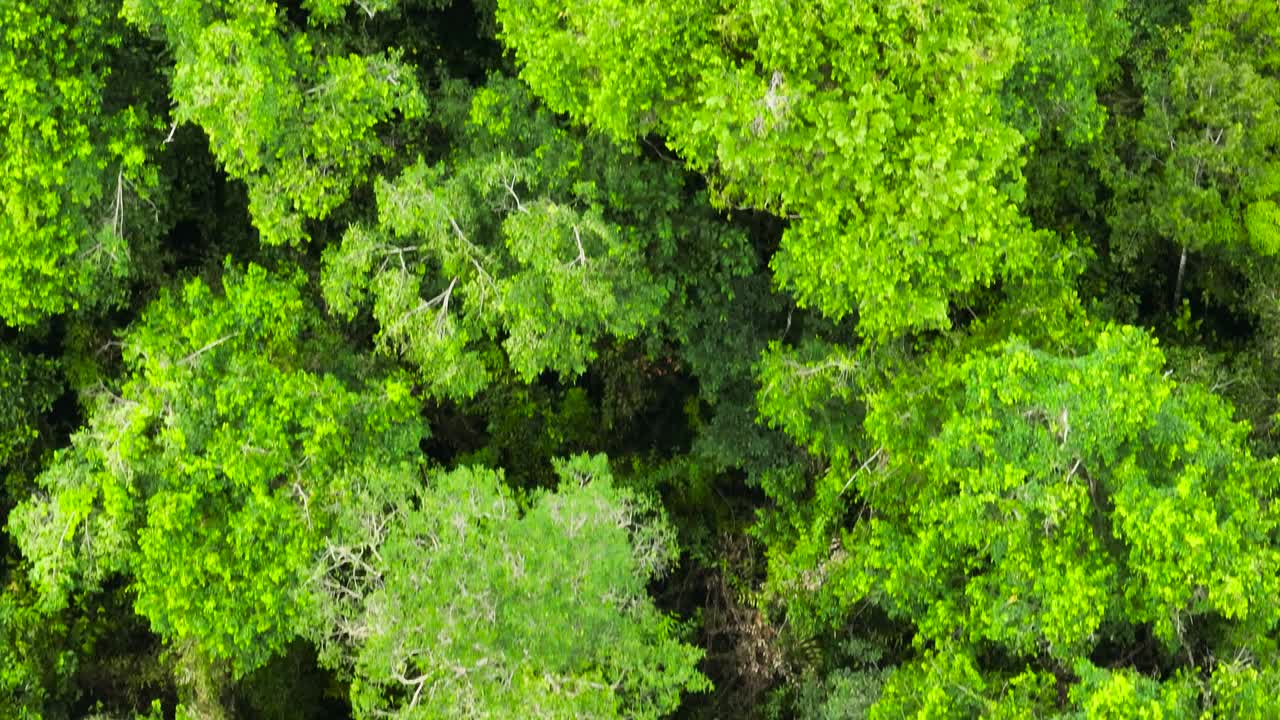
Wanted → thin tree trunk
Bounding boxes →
[1173,245,1188,309]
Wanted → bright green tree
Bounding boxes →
[9,264,426,716]
[495,0,1067,337]
[761,323,1280,713]
[121,0,426,245]
[0,0,162,325]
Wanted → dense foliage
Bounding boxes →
[2,0,1279,717]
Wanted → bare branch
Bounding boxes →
[502,175,528,213]
[840,447,884,495]
[447,217,498,297]
[566,225,588,268]
[179,332,241,366]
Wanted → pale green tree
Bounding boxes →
[322,76,744,398]
[320,456,709,719]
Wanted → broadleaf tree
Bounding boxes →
[320,456,709,719]
[0,0,163,325]
[9,264,426,716]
